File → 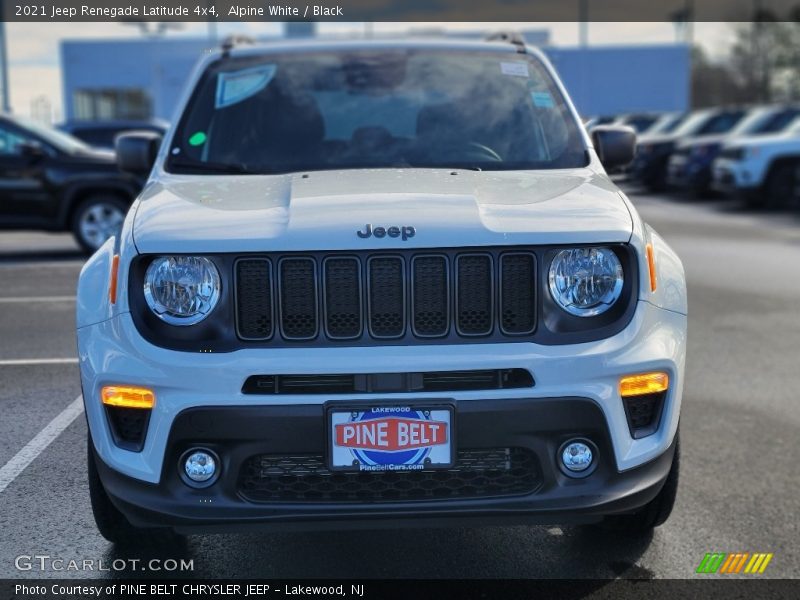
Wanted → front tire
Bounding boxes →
[601,433,680,534]
[71,194,129,254]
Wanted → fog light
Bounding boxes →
[560,440,594,475]
[182,449,218,485]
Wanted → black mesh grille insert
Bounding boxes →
[279,258,318,339]
[500,253,536,334]
[412,255,449,337]
[368,257,405,338]
[456,254,493,335]
[232,248,543,344]
[235,259,272,340]
[324,257,362,339]
[105,406,150,452]
[238,447,541,503]
[623,391,666,439]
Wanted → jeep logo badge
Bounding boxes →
[356,224,416,241]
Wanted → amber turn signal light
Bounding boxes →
[645,243,657,292]
[619,372,669,397]
[101,385,155,409]
[109,254,120,304]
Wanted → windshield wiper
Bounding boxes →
[168,157,260,175]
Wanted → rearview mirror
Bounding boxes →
[115,131,163,175]
[591,125,636,170]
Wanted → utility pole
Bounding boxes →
[0,0,11,113]
[578,0,588,47]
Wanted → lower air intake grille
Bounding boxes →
[238,447,541,503]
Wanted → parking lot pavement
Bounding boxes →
[0,190,798,580]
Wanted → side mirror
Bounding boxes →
[18,140,46,160]
[115,131,163,175]
[591,125,636,170]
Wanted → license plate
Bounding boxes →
[327,404,454,472]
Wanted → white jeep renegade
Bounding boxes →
[76,38,687,543]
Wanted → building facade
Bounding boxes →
[60,33,689,124]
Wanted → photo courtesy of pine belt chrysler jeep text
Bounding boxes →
[76,38,687,543]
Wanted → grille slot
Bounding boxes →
[235,259,273,340]
[278,258,318,340]
[411,255,449,337]
[456,254,494,336]
[500,253,536,335]
[238,447,541,503]
[367,256,406,338]
[323,257,362,339]
[242,369,534,395]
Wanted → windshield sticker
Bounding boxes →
[215,65,277,109]
[500,62,529,78]
[531,91,555,108]
[188,131,207,146]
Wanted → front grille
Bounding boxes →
[241,368,534,395]
[238,447,541,503]
[234,249,537,344]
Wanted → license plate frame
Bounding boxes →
[326,401,456,473]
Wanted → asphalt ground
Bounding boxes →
[0,188,798,580]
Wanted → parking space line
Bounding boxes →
[0,296,75,303]
[0,395,84,494]
[0,358,79,366]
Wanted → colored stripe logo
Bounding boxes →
[696,552,773,574]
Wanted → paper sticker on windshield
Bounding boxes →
[531,91,555,108]
[500,62,529,78]
[215,65,276,109]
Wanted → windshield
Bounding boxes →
[167,49,588,175]
[16,116,92,154]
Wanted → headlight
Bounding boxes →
[548,247,624,317]
[143,256,221,325]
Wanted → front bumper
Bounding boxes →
[79,299,686,528]
[93,399,679,532]
[666,155,711,191]
[711,159,758,195]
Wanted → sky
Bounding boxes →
[3,21,734,121]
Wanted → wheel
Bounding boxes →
[600,433,680,534]
[762,162,800,210]
[88,436,181,545]
[71,194,129,254]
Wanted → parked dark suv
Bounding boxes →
[0,114,142,253]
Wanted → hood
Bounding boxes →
[132,168,633,254]
[725,131,800,150]
[677,133,727,150]
[636,133,679,148]
[71,147,117,164]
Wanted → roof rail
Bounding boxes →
[221,35,256,56]
[485,31,527,53]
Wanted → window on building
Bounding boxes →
[73,89,153,121]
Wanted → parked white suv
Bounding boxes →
[76,39,687,543]
[712,119,800,208]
